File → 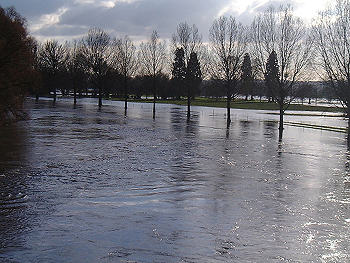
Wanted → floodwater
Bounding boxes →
[0,98,350,263]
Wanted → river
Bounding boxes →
[0,98,349,262]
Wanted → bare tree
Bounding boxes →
[113,36,137,114]
[313,0,350,139]
[0,6,38,123]
[172,22,202,64]
[39,39,68,102]
[66,41,85,105]
[209,16,247,126]
[29,38,42,101]
[198,45,214,81]
[139,30,166,119]
[251,6,313,139]
[81,28,111,107]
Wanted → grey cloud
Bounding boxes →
[4,0,308,42]
[56,0,229,40]
[35,24,89,37]
[1,0,69,20]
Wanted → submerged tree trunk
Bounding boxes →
[53,89,56,103]
[124,76,128,115]
[153,99,156,119]
[279,104,284,140]
[187,84,191,119]
[153,77,156,119]
[187,96,191,119]
[74,86,77,105]
[347,108,350,149]
[226,85,231,126]
[227,96,231,126]
[226,82,231,127]
[98,85,102,107]
[226,80,233,127]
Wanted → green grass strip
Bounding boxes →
[284,121,347,133]
[110,97,342,113]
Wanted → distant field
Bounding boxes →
[110,97,343,113]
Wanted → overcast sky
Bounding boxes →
[2,0,332,42]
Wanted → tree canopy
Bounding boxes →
[0,6,36,124]
[186,52,202,98]
[241,53,254,100]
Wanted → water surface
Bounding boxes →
[0,98,349,262]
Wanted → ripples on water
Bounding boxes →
[0,98,350,262]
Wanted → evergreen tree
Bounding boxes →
[265,50,279,102]
[186,52,202,117]
[241,53,253,100]
[172,47,186,99]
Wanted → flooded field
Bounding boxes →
[0,98,349,262]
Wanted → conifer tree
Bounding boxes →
[172,47,186,99]
[265,50,280,101]
[186,52,202,117]
[241,53,253,100]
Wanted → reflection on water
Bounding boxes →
[0,124,30,254]
[0,98,350,262]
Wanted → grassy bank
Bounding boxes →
[110,97,342,113]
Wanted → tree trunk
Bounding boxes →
[74,86,77,105]
[279,104,284,140]
[187,96,191,119]
[153,76,156,119]
[187,84,191,119]
[347,109,350,149]
[98,85,102,107]
[227,96,231,126]
[153,99,156,119]
[226,83,231,127]
[124,76,128,115]
[53,88,57,102]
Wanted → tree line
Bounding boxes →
[2,1,350,139]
